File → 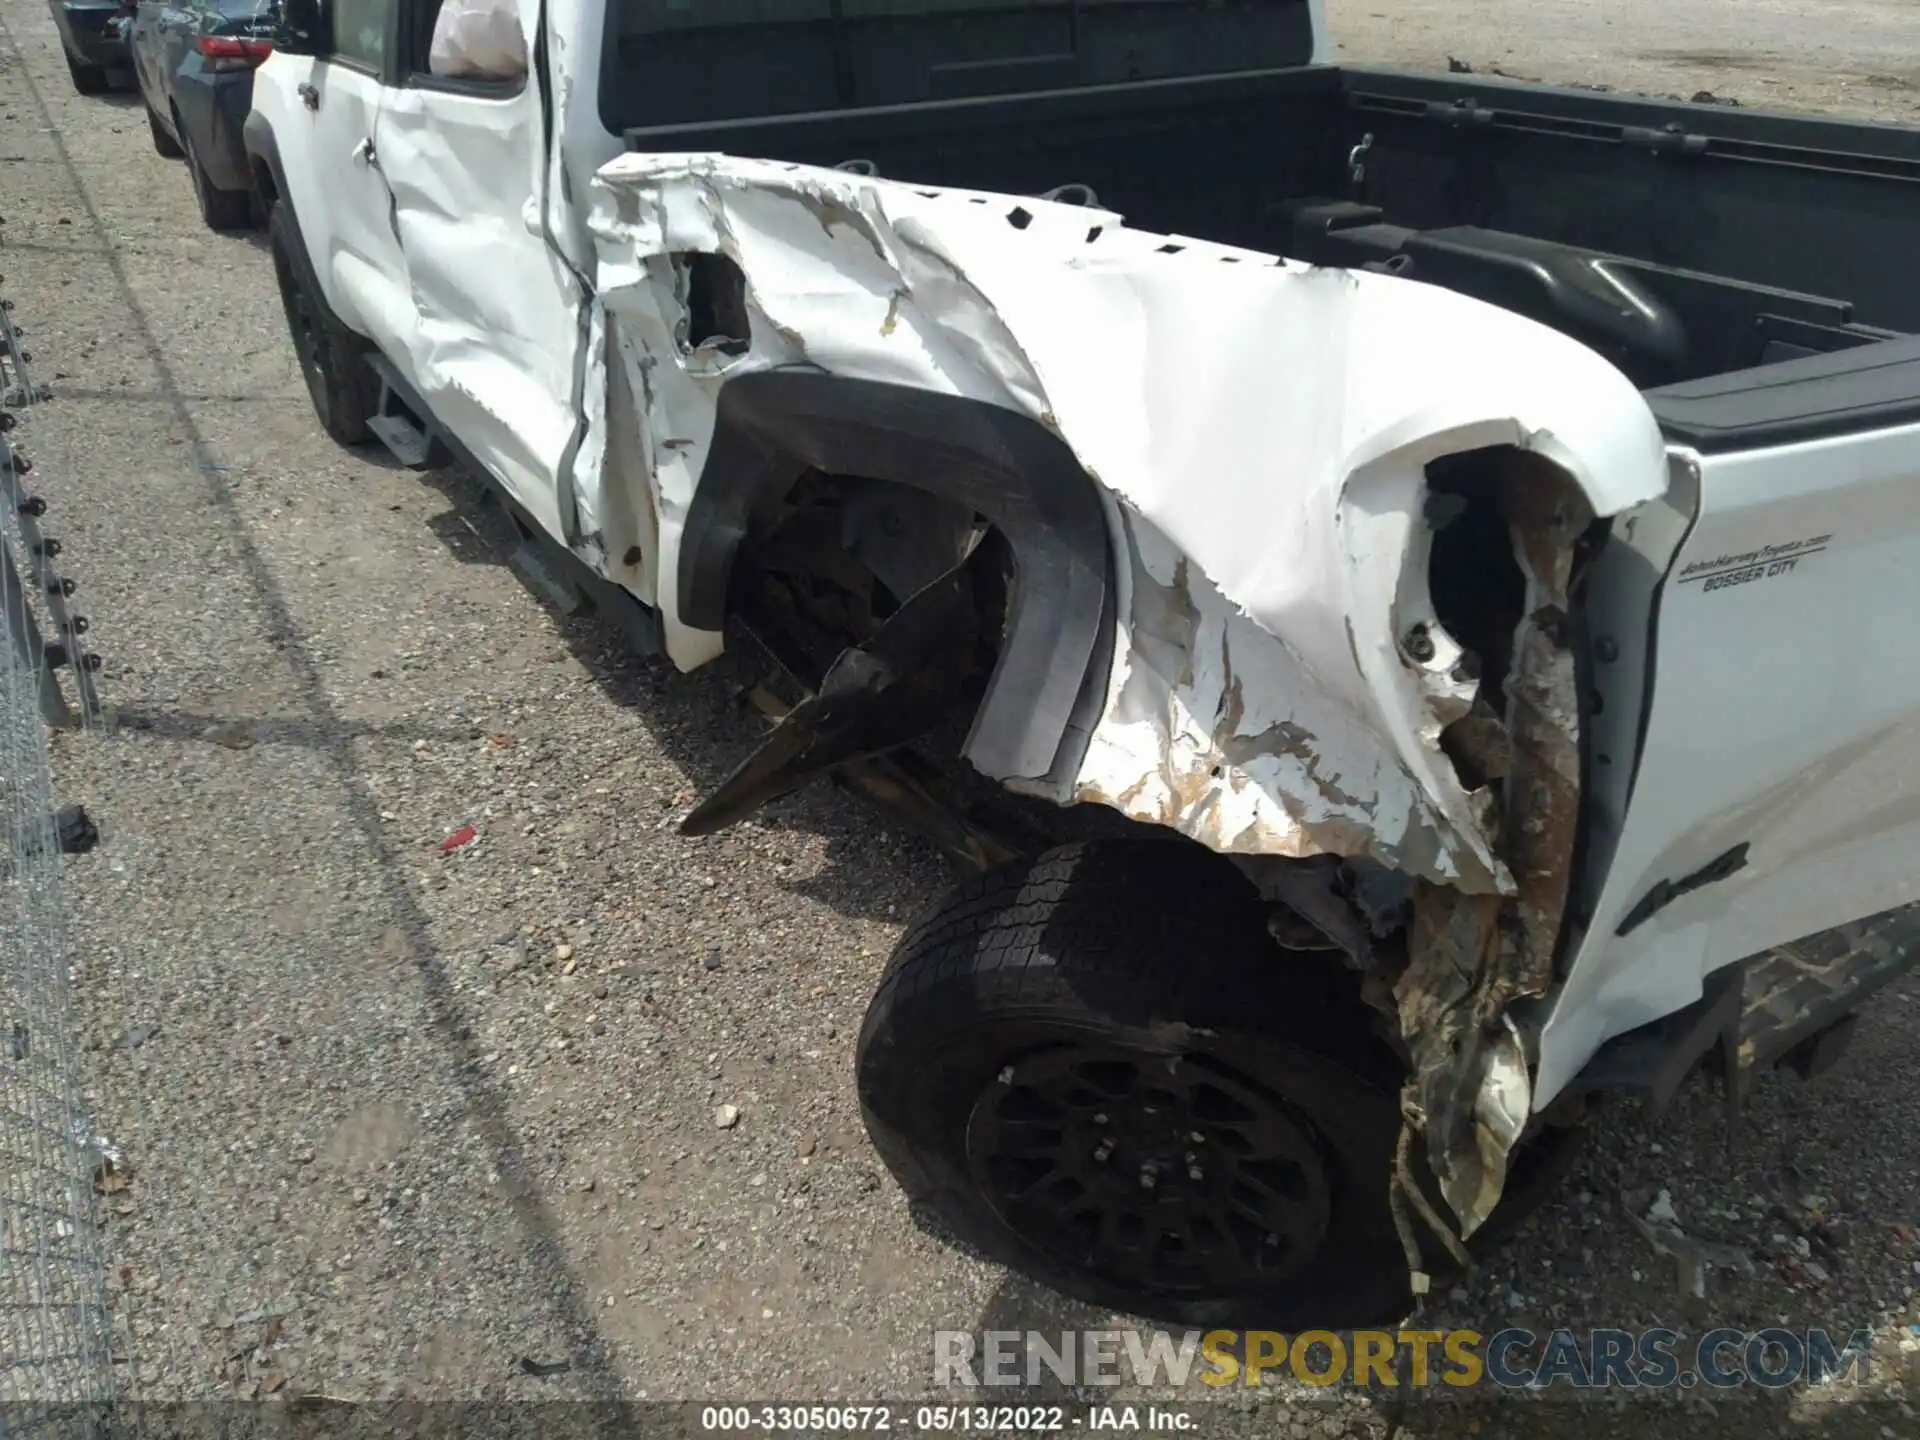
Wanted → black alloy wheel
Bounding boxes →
[267,203,371,445]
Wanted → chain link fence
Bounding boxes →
[1,276,117,1436]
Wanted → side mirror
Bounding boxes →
[273,0,325,55]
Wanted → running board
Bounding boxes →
[359,351,666,660]
[1734,902,1920,1084]
[508,541,589,618]
[1565,899,1920,1107]
[364,354,445,469]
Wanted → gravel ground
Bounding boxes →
[2,0,1919,1435]
[1328,0,1920,123]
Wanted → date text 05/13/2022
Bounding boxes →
[697,1403,1191,1433]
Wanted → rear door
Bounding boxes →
[369,0,586,542]
[128,0,172,107]
[145,0,202,118]
[150,2,191,106]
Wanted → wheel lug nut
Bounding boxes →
[1092,1141,1114,1163]
[1188,1165,1204,1181]
[1093,1113,1108,1125]
[1189,1131,1205,1143]
[1138,1167,1157,1190]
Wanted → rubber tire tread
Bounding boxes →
[147,103,183,158]
[268,201,371,446]
[856,840,1416,1328]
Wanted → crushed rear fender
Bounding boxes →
[584,153,1670,1240]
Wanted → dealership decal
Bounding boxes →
[1678,535,1829,594]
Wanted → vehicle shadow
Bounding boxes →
[411,460,959,927]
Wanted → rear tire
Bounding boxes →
[181,118,253,232]
[65,51,110,95]
[268,202,372,446]
[856,840,1417,1328]
[146,103,184,159]
[859,841,1587,1325]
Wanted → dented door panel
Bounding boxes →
[373,43,582,541]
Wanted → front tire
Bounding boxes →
[267,202,371,445]
[65,51,110,95]
[181,118,253,232]
[856,840,1416,1328]
[146,102,184,159]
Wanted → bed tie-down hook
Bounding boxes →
[1348,133,1375,200]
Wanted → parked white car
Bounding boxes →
[245,0,1920,1325]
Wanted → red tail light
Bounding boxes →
[194,35,273,71]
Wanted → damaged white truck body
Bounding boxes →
[248,0,1920,1323]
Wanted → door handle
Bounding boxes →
[297,81,319,110]
[352,136,378,170]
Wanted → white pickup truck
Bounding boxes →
[245,0,1920,1326]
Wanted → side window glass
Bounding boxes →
[331,0,392,68]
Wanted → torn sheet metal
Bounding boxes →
[585,152,1669,893]
[1394,463,1594,1237]
[1081,504,1507,888]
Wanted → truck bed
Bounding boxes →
[622,65,1920,396]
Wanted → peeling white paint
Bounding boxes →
[1077,506,1502,889]
[586,153,1670,886]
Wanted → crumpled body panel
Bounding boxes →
[585,153,1670,895]
[1083,504,1497,886]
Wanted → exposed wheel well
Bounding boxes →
[682,371,1114,788]
[728,468,1004,682]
